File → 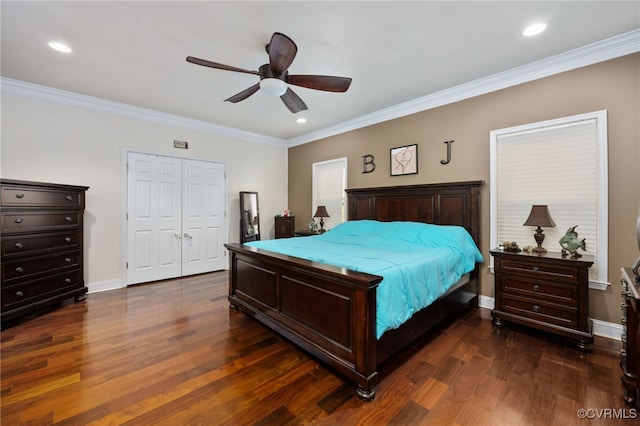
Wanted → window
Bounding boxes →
[312,157,347,230]
[490,110,608,288]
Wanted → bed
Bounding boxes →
[224,181,483,400]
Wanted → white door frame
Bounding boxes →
[121,148,228,286]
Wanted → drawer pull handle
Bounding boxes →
[14,242,24,249]
[16,291,24,297]
[14,218,23,224]
[64,257,72,263]
[621,303,628,309]
[64,278,72,284]
[64,237,72,243]
[15,267,24,273]
[65,216,73,222]
[532,284,540,292]
[532,267,539,272]
[65,195,73,201]
[621,317,627,324]
[533,305,540,313]
[15,193,24,199]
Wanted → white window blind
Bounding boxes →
[490,111,608,287]
[312,157,347,230]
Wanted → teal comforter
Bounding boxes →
[246,220,483,339]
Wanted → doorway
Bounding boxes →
[126,152,227,285]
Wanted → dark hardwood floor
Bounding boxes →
[1,272,635,425]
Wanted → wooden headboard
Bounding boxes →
[345,181,484,246]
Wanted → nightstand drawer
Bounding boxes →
[501,277,578,306]
[501,294,578,328]
[500,258,580,284]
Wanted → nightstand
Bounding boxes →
[274,216,294,239]
[490,249,594,351]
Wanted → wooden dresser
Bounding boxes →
[1,179,89,325]
[274,215,294,239]
[490,249,594,351]
[620,267,640,408]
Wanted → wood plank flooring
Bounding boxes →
[1,272,635,425]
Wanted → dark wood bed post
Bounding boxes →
[225,181,484,401]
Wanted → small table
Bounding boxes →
[490,249,594,351]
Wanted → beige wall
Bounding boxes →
[1,93,288,291]
[288,53,640,324]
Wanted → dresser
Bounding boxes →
[490,249,594,351]
[274,215,294,239]
[1,179,89,325]
[620,267,640,408]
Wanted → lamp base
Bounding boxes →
[532,246,547,254]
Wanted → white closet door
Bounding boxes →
[181,159,227,275]
[127,153,182,284]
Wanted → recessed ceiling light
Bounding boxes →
[48,41,72,53]
[296,117,307,124]
[523,23,547,37]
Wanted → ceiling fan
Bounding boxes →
[186,32,352,113]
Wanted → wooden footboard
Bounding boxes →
[225,242,383,400]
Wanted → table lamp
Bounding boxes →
[523,204,556,253]
[313,205,330,233]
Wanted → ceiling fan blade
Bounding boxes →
[287,75,352,92]
[224,83,261,103]
[268,32,297,75]
[280,88,308,113]
[186,56,261,76]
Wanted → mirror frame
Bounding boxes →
[239,191,260,243]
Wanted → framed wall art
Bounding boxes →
[390,144,418,176]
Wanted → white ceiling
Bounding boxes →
[2,1,639,146]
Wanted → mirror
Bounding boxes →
[239,191,260,243]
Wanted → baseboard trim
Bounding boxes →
[87,279,124,294]
[478,295,621,341]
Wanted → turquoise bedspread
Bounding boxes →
[246,220,483,339]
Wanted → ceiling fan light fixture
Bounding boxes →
[260,78,287,97]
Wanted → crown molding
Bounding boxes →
[288,29,640,147]
[2,29,638,148]
[0,77,289,147]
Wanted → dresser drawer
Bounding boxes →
[2,250,81,284]
[1,270,84,310]
[500,294,579,328]
[499,258,580,284]
[1,211,81,233]
[500,276,578,307]
[2,231,82,259]
[1,186,84,208]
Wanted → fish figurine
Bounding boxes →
[559,225,586,258]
